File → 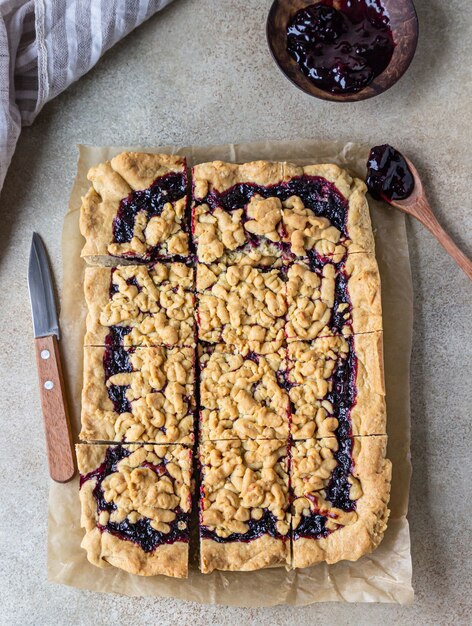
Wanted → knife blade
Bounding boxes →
[28,233,75,483]
[28,232,60,339]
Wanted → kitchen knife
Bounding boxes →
[28,232,75,482]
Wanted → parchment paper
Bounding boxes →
[49,139,414,605]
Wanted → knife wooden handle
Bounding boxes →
[35,335,75,482]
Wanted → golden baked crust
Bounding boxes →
[196,264,286,354]
[80,152,189,262]
[200,535,289,573]
[191,160,373,265]
[199,439,290,573]
[77,443,192,578]
[288,332,386,438]
[285,253,382,341]
[199,345,289,440]
[84,263,195,347]
[80,346,195,444]
[291,436,392,568]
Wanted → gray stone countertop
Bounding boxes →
[1,0,471,624]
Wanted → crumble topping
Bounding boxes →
[85,264,195,347]
[288,336,352,439]
[286,261,351,341]
[79,444,192,536]
[291,438,362,498]
[200,439,290,538]
[199,346,289,440]
[81,346,195,444]
[196,264,287,354]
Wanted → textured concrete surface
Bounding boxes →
[1,0,471,624]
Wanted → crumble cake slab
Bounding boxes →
[291,435,391,569]
[199,345,289,441]
[196,263,286,354]
[80,152,190,262]
[77,443,193,578]
[192,160,374,266]
[199,439,290,573]
[80,346,195,444]
[285,253,382,342]
[288,332,386,439]
[84,263,195,348]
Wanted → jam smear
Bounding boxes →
[293,512,329,540]
[80,445,188,552]
[103,346,134,413]
[112,170,187,246]
[325,436,355,510]
[201,175,349,236]
[200,510,285,543]
[287,1,395,94]
[326,336,358,439]
[101,510,189,553]
[366,144,415,202]
[105,325,132,347]
[329,268,351,333]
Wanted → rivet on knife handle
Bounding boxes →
[34,335,75,482]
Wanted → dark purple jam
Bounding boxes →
[80,446,189,552]
[112,171,187,258]
[293,439,356,539]
[325,436,355,510]
[245,351,260,364]
[198,175,349,236]
[326,336,357,439]
[366,144,415,202]
[287,1,395,94]
[293,511,329,540]
[329,268,351,333]
[104,325,132,347]
[103,346,134,413]
[101,510,189,552]
[277,369,293,393]
[200,510,285,543]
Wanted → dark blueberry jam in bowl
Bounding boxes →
[267,0,418,102]
[366,144,415,202]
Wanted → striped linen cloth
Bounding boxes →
[0,0,174,190]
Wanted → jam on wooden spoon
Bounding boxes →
[366,144,472,279]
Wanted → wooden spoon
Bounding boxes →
[390,157,472,280]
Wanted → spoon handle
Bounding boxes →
[414,198,472,279]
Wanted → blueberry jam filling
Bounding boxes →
[101,510,189,553]
[198,175,349,237]
[105,325,132,347]
[80,446,188,552]
[294,439,355,539]
[366,144,415,202]
[103,346,134,413]
[326,337,357,439]
[325,436,355,510]
[293,512,329,540]
[287,1,395,94]
[277,369,293,393]
[112,171,187,251]
[329,268,351,333]
[200,509,286,543]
